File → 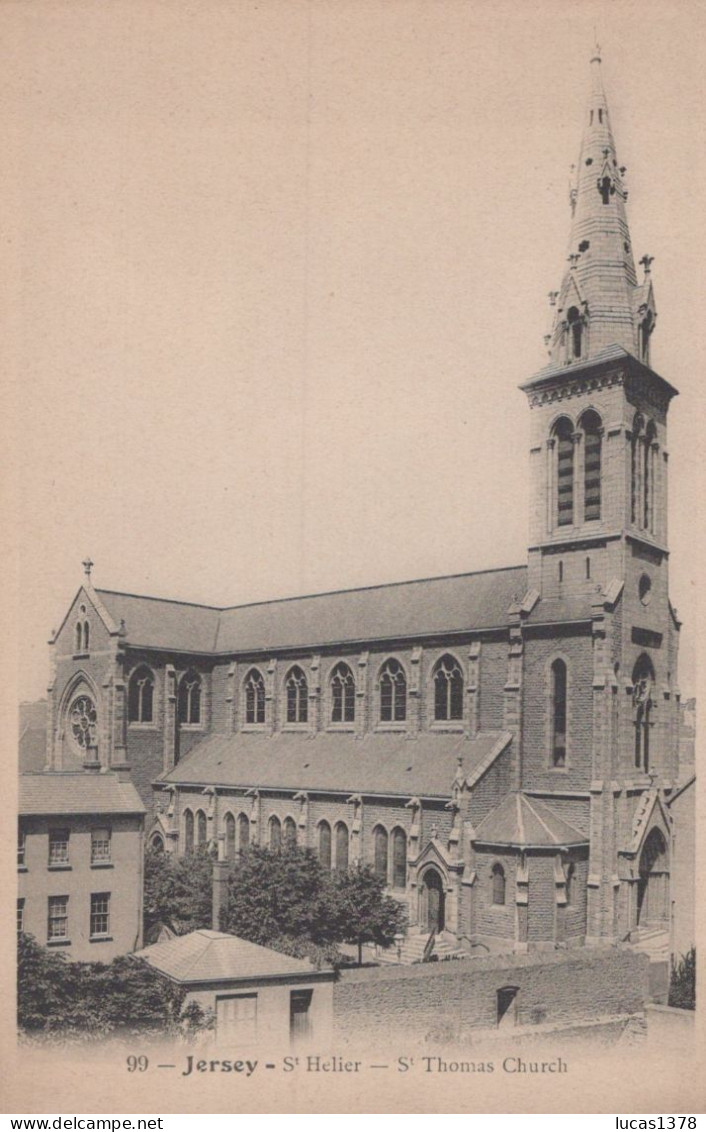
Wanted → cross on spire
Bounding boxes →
[82,557,94,580]
[639,254,654,276]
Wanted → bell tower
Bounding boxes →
[520,50,682,942]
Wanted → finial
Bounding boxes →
[639,254,654,276]
[82,556,94,580]
[548,291,559,307]
[591,28,601,64]
[568,253,580,270]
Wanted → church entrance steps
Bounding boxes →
[374,931,467,966]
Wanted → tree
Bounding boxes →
[668,947,695,1010]
[333,865,407,965]
[17,933,211,1043]
[143,844,213,938]
[221,845,340,954]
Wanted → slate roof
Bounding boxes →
[160,730,512,800]
[19,772,146,816]
[473,791,588,848]
[96,565,528,655]
[134,930,317,984]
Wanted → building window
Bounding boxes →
[48,828,70,867]
[554,417,574,527]
[195,809,207,847]
[18,827,26,868]
[90,892,110,938]
[178,672,202,725]
[380,659,407,723]
[128,666,155,723]
[391,827,407,889]
[150,833,165,852]
[224,813,236,860]
[581,410,602,521]
[491,863,506,906]
[237,812,250,857]
[90,827,111,864]
[17,898,24,937]
[331,663,355,724]
[318,821,332,869]
[285,666,308,724]
[551,659,568,767]
[433,655,464,721]
[284,816,297,848]
[633,655,655,772]
[269,815,282,851]
[183,808,194,854]
[47,895,69,942]
[497,985,519,1027]
[640,311,654,364]
[75,618,89,653]
[244,669,266,725]
[334,821,349,871]
[566,306,583,358]
[290,989,313,1041]
[565,862,575,906]
[373,825,388,882]
[69,694,97,753]
[217,993,257,1042]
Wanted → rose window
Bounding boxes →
[70,695,97,751]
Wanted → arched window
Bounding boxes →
[331,663,355,724]
[150,833,165,852]
[183,809,194,854]
[269,815,282,851]
[283,816,297,848]
[567,306,583,358]
[553,416,574,527]
[75,622,82,652]
[334,821,349,871]
[224,813,236,860]
[644,421,656,531]
[632,655,655,772]
[380,659,407,723]
[551,659,567,767]
[565,862,575,906]
[68,692,98,754]
[433,655,464,721]
[373,825,388,882]
[491,863,506,906]
[244,669,266,725]
[237,812,250,857]
[631,414,643,524]
[128,666,155,723]
[285,666,308,724]
[640,311,654,365]
[392,827,407,890]
[195,809,207,847]
[318,821,331,869]
[178,672,202,725]
[581,410,602,521]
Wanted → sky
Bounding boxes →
[6,0,704,703]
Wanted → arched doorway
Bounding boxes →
[419,867,446,933]
[636,828,669,929]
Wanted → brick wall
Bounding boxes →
[333,947,648,1046]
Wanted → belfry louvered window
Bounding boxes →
[554,418,574,527]
[551,659,567,768]
[581,411,602,521]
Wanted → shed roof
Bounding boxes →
[474,791,588,848]
[19,772,146,816]
[160,729,511,800]
[134,929,317,983]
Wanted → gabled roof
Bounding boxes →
[473,791,588,849]
[94,566,528,656]
[134,929,317,983]
[19,772,146,816]
[160,729,512,800]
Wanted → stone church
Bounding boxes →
[43,53,685,955]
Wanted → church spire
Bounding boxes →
[547,49,656,367]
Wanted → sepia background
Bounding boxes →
[3,0,704,1115]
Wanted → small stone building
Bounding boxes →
[134,929,335,1047]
